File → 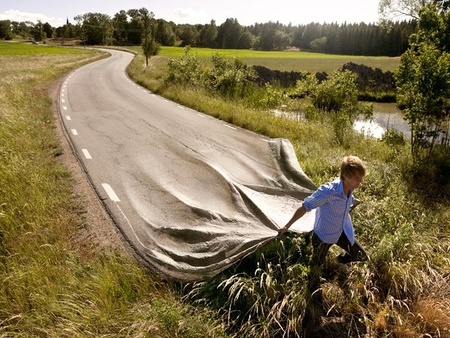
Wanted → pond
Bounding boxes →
[274,102,410,140]
[354,102,410,139]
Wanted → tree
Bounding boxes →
[0,20,12,40]
[126,10,143,45]
[256,27,291,51]
[395,4,450,160]
[216,18,243,49]
[378,0,449,22]
[197,20,217,48]
[74,13,113,45]
[112,10,130,45]
[237,30,255,49]
[138,8,159,67]
[177,24,198,46]
[296,70,373,145]
[31,21,46,41]
[154,19,176,46]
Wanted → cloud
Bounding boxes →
[0,9,65,27]
[172,7,209,24]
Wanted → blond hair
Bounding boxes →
[340,156,366,180]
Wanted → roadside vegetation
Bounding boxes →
[125,9,450,336]
[0,41,228,337]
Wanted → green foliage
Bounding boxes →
[205,53,256,99]
[74,12,114,45]
[294,70,374,146]
[139,8,160,67]
[166,47,203,86]
[186,235,316,337]
[395,4,450,161]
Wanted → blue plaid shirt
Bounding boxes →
[303,178,355,245]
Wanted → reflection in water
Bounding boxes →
[354,102,410,139]
[273,102,411,140]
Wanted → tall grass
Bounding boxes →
[0,45,228,337]
[128,52,450,337]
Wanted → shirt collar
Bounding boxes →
[336,178,353,196]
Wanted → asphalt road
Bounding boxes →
[59,49,316,281]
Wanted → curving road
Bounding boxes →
[59,49,316,281]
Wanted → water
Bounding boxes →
[273,102,410,139]
[354,102,410,139]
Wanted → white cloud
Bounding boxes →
[0,9,65,27]
[172,7,209,24]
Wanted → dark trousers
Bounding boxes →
[311,231,368,266]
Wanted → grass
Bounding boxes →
[0,40,90,55]
[0,43,228,337]
[125,45,400,74]
[127,51,450,337]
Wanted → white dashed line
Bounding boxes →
[63,106,68,111]
[102,183,121,202]
[224,124,237,130]
[65,116,71,121]
[82,149,92,159]
[70,129,78,135]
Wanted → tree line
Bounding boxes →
[0,9,416,56]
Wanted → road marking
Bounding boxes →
[63,106,68,111]
[82,149,92,159]
[71,129,78,135]
[61,99,65,103]
[224,124,237,130]
[102,183,121,202]
[66,116,71,120]
[197,114,207,118]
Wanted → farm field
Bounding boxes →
[130,45,401,74]
[0,40,89,55]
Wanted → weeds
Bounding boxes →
[128,51,450,337]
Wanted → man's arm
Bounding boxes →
[278,204,307,235]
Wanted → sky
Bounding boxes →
[0,0,381,28]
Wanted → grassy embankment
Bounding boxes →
[126,47,450,337]
[0,41,228,337]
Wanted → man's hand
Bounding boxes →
[278,227,288,235]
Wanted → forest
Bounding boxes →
[0,10,417,57]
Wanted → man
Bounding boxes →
[278,155,369,266]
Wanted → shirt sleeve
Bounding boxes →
[302,182,332,212]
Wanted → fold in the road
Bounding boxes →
[60,49,317,281]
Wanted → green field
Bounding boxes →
[0,40,89,55]
[129,45,401,74]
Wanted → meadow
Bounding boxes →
[138,45,401,74]
[0,40,89,55]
